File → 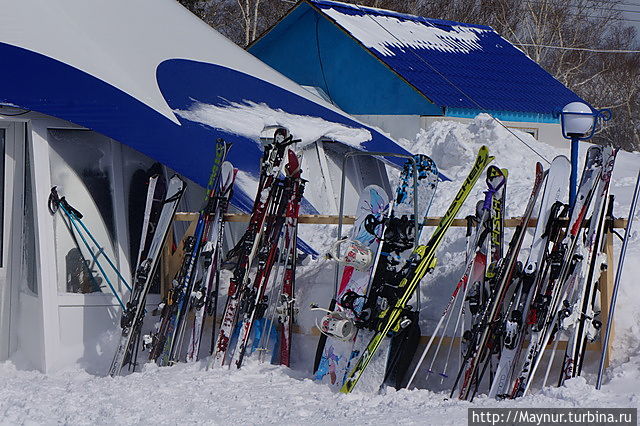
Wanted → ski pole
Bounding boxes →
[49,187,131,308]
[60,204,128,309]
[71,208,132,292]
[596,168,640,389]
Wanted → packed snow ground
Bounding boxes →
[0,354,637,425]
[2,115,639,424]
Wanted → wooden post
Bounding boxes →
[599,228,616,368]
[160,219,199,295]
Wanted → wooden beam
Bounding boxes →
[174,213,628,228]
[599,230,616,368]
[173,210,626,364]
[303,327,600,350]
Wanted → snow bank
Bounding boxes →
[175,100,372,149]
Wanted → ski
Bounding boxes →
[406,165,506,389]
[231,150,302,368]
[150,140,229,366]
[185,161,237,362]
[275,167,305,366]
[109,175,186,376]
[210,129,295,368]
[488,155,570,398]
[452,162,545,400]
[511,145,603,398]
[559,146,616,385]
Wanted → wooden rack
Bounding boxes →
[166,213,628,367]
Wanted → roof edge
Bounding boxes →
[309,0,494,31]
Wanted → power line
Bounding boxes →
[522,0,640,14]
[563,11,640,22]
[585,0,640,6]
[513,43,640,53]
[351,4,553,164]
[517,1,640,22]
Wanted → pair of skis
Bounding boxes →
[110,140,238,375]
[185,161,238,363]
[450,161,546,400]
[406,164,508,390]
[109,173,186,376]
[487,155,570,398]
[230,152,304,368]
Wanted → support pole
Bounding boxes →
[596,168,640,389]
[569,137,579,209]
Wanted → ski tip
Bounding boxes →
[285,149,302,177]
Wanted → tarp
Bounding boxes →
[0,0,416,213]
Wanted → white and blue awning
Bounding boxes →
[0,0,422,212]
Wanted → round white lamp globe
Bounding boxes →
[562,102,595,138]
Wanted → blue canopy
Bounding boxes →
[0,0,419,214]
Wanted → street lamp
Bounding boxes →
[559,102,611,208]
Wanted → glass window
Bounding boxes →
[22,134,37,294]
[48,129,121,294]
[0,129,4,267]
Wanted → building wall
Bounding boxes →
[0,112,203,372]
[353,115,423,142]
[248,3,442,115]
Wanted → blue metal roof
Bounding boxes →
[309,0,585,116]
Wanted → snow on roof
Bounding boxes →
[319,2,490,56]
[309,0,585,115]
[175,100,371,149]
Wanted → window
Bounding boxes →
[48,129,122,294]
[508,126,538,140]
[0,129,4,267]
[22,134,37,294]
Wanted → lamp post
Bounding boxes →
[559,102,611,209]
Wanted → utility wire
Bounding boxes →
[594,0,640,7]
[351,5,553,164]
[522,0,640,14]
[562,12,640,22]
[513,43,640,53]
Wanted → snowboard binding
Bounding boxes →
[326,237,373,271]
[310,305,356,341]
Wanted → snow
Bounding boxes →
[322,5,490,56]
[0,357,637,425]
[175,100,372,149]
[3,114,640,423]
